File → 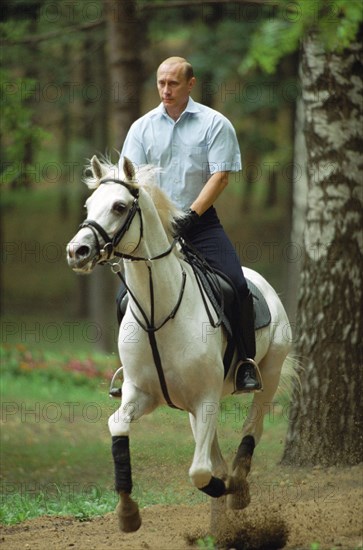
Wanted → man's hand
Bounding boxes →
[173,208,200,237]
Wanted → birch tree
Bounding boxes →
[242,0,363,465]
[282,30,363,465]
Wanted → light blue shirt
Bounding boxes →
[120,97,242,210]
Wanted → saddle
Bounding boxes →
[191,266,271,335]
[179,241,271,330]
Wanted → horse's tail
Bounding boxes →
[277,354,303,395]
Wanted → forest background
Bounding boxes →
[2,0,313,352]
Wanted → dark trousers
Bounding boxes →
[186,207,248,300]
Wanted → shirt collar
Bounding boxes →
[156,96,200,119]
[184,97,200,114]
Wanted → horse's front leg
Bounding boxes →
[111,436,141,533]
[108,382,155,533]
[189,400,227,498]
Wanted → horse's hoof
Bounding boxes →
[116,499,142,532]
[226,476,251,510]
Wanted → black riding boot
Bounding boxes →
[233,291,262,393]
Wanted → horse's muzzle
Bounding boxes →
[66,241,95,272]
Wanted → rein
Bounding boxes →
[80,177,184,409]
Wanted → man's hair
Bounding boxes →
[158,57,194,81]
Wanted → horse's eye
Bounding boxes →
[113,202,126,214]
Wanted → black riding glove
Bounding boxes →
[173,208,200,237]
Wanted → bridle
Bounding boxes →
[79,177,179,263]
[79,178,142,263]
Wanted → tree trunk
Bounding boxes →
[282,32,363,466]
[103,0,144,150]
[285,80,308,324]
[17,20,37,189]
[241,149,258,213]
[264,166,278,208]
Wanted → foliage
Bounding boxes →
[196,535,217,549]
[0,68,50,187]
[241,0,363,74]
[1,0,104,188]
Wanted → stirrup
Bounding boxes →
[233,358,263,394]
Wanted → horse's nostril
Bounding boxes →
[76,245,91,259]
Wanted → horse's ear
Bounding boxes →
[91,155,105,180]
[123,157,135,181]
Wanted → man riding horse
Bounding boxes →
[118,56,260,392]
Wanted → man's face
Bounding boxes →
[157,63,195,113]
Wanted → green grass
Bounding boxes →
[0,343,204,524]
[0,487,117,525]
[0,341,290,525]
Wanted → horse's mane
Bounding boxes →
[83,157,183,238]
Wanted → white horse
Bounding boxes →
[67,156,293,533]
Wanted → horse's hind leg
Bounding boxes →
[108,383,155,532]
[227,348,287,510]
[227,433,255,509]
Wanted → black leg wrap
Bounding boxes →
[199,476,226,498]
[112,436,132,494]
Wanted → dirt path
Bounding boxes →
[1,464,362,549]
